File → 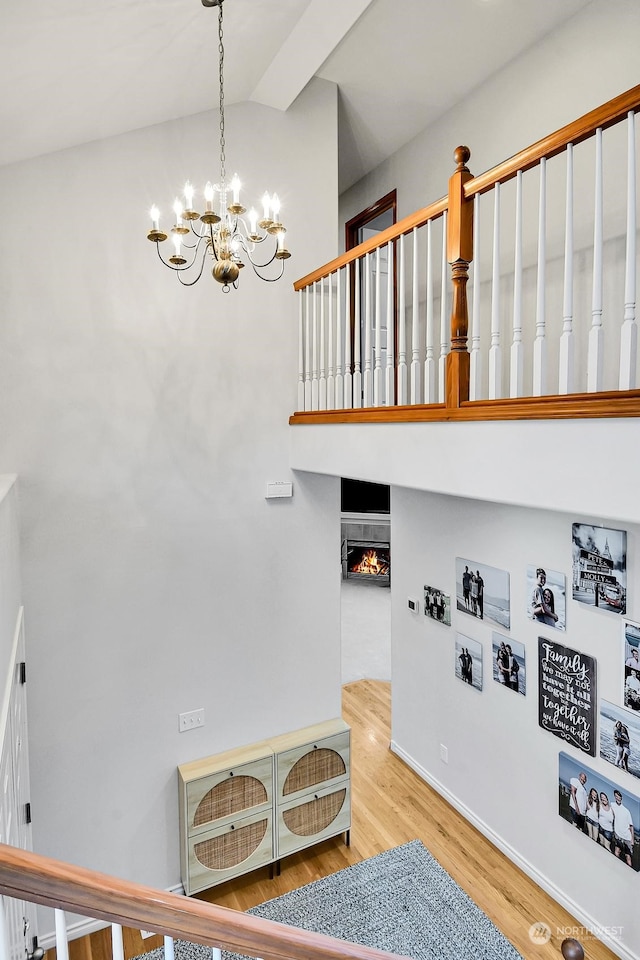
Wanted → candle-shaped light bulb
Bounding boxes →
[173,197,183,224]
[262,192,271,220]
[172,234,182,255]
[204,181,215,211]
[231,174,241,205]
[271,193,281,219]
[277,230,286,251]
[184,181,194,209]
[249,208,258,234]
[150,205,160,230]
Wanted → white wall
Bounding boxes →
[340,0,640,230]
[0,78,342,893]
[391,487,639,959]
[0,478,21,687]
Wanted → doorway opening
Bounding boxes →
[345,192,397,406]
[340,477,392,685]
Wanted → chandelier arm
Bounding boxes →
[241,248,280,270]
[154,240,208,283]
[246,259,286,283]
[176,258,209,286]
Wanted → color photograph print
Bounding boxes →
[455,558,510,630]
[423,585,451,626]
[600,699,640,779]
[572,523,627,615]
[559,751,640,870]
[493,632,526,696]
[455,633,483,691]
[623,618,640,710]
[527,564,566,631]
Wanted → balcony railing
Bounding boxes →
[290,85,640,424]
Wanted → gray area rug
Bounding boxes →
[136,840,522,960]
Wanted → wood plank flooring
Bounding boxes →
[57,680,617,960]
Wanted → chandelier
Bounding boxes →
[146,0,291,291]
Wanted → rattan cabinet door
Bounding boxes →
[276,730,350,803]
[276,783,350,858]
[186,755,273,835]
[186,810,274,895]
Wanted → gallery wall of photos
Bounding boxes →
[422,521,640,871]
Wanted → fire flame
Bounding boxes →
[351,549,389,576]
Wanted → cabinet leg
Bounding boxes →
[345,828,350,847]
[276,859,281,876]
[269,862,274,880]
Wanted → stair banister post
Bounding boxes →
[446,145,473,409]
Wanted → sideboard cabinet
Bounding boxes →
[178,718,350,895]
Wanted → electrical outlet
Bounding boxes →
[179,708,205,732]
[440,744,448,764]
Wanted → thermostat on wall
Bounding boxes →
[265,481,293,499]
[408,597,419,613]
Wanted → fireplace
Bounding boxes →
[342,538,391,585]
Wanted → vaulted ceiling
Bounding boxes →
[1,0,591,190]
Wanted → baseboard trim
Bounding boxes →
[390,739,635,960]
[38,883,186,950]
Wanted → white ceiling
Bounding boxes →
[1,0,591,191]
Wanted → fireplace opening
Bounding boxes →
[343,539,390,585]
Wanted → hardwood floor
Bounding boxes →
[59,680,617,960]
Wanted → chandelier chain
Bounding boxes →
[218,2,226,186]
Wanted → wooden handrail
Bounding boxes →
[293,196,447,291]
[465,83,640,198]
[289,390,640,424]
[0,845,410,960]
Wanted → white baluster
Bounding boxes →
[510,170,524,397]
[424,220,436,403]
[335,267,344,409]
[363,252,372,406]
[438,210,449,403]
[410,227,421,403]
[588,127,604,392]
[311,282,319,410]
[164,937,175,960]
[54,909,69,960]
[373,247,383,406]
[297,291,305,411]
[345,266,355,407]
[385,241,395,405]
[111,924,124,960]
[327,273,335,409]
[211,950,222,960]
[620,110,637,389]
[352,262,362,408]
[397,234,408,404]
[319,276,327,410]
[559,143,575,394]
[470,195,481,400]
[533,158,547,396]
[303,285,311,411]
[488,185,502,399]
[0,898,11,960]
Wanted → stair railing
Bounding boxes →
[0,844,409,960]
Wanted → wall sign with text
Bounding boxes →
[538,637,597,755]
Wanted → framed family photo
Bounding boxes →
[455,633,483,691]
[559,751,640,870]
[455,558,510,630]
[526,564,566,631]
[572,523,627,615]
[600,699,640,780]
[493,633,526,696]
[623,618,640,709]
[423,584,451,626]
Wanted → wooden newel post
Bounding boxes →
[446,146,474,408]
